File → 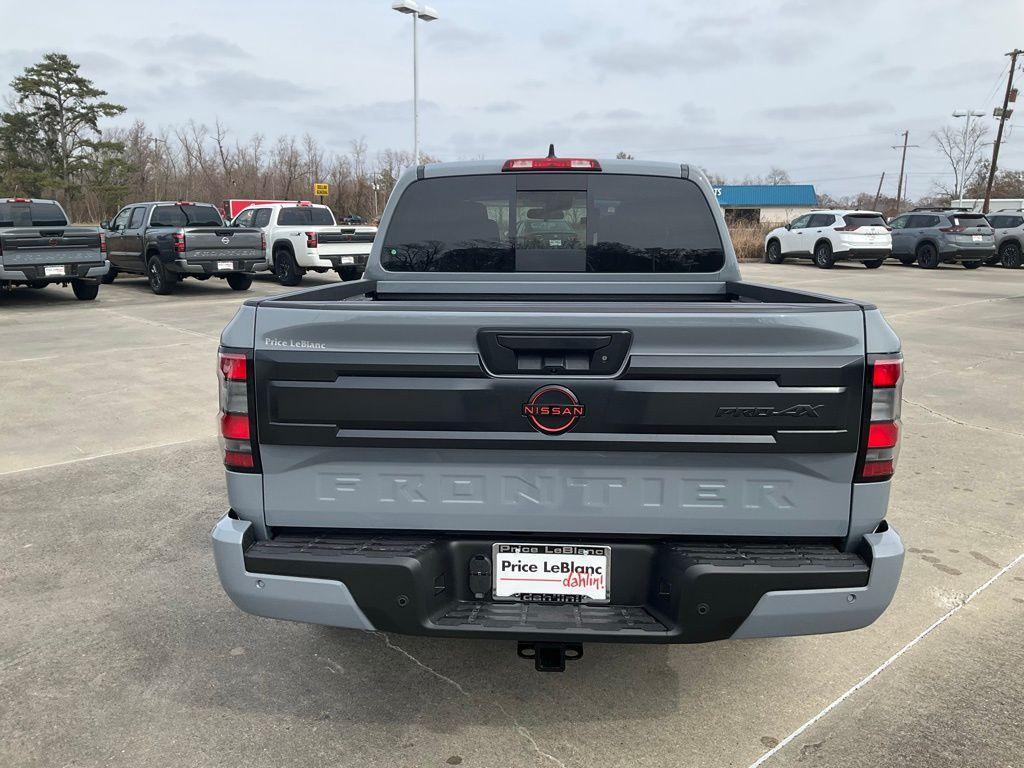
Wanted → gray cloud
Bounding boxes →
[760,100,892,121]
[137,34,250,60]
[590,34,745,75]
[481,100,523,114]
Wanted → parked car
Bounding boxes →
[0,197,108,300]
[987,209,1023,269]
[764,210,892,269]
[212,155,905,671]
[887,209,995,269]
[101,201,265,295]
[231,202,376,284]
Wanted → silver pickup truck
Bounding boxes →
[0,198,108,300]
[212,155,905,671]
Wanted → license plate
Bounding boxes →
[340,256,355,265]
[972,235,983,242]
[217,261,234,270]
[493,543,610,603]
[44,265,65,277]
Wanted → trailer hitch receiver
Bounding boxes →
[517,641,584,672]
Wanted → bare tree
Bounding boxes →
[932,122,989,201]
[764,167,791,185]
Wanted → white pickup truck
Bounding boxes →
[231,202,376,285]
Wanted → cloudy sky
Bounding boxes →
[1,0,1022,199]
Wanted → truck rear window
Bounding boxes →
[277,207,335,226]
[0,201,68,227]
[381,174,725,273]
[151,204,223,227]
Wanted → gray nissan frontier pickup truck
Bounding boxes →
[213,153,905,671]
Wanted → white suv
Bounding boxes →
[765,210,893,269]
[232,202,376,285]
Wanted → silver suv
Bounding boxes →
[987,209,1023,269]
[888,209,995,269]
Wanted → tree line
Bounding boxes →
[0,53,422,223]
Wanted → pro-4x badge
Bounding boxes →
[715,404,824,418]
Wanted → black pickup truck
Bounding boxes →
[0,198,108,300]
[101,201,265,295]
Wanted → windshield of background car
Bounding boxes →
[0,201,68,227]
[277,207,335,225]
[150,204,223,227]
[381,173,725,273]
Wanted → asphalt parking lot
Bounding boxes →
[2,263,1022,768]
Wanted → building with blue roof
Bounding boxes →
[711,184,818,225]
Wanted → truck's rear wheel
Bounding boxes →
[28,280,48,289]
[226,273,253,291]
[813,241,835,269]
[147,257,175,295]
[898,257,916,266]
[338,266,362,281]
[274,249,303,286]
[71,279,99,301]
[962,260,982,269]
[864,259,885,269]
[100,267,117,284]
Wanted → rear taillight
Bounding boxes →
[305,231,318,249]
[857,355,903,482]
[173,232,186,253]
[99,233,107,254]
[260,232,266,252]
[939,225,965,233]
[218,349,259,472]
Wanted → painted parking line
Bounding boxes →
[746,550,1024,768]
[0,436,212,478]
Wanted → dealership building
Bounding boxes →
[712,184,818,224]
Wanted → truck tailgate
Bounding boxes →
[0,227,102,267]
[184,227,261,260]
[252,301,866,537]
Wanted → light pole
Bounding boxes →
[391,0,439,165]
[951,109,985,204]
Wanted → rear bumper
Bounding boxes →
[939,244,995,262]
[834,248,892,261]
[212,516,904,643]
[172,258,267,275]
[324,253,369,270]
[0,260,109,281]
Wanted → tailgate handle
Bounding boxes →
[496,334,611,352]
[478,330,631,375]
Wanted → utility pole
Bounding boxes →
[872,171,886,212]
[982,48,1022,213]
[891,131,918,215]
